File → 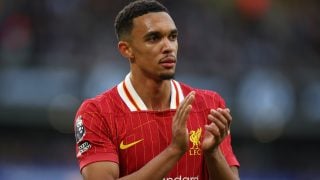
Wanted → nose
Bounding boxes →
[162,38,175,53]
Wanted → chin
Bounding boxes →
[160,73,175,80]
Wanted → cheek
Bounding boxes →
[142,46,161,59]
[135,44,155,55]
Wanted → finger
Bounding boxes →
[181,105,192,123]
[209,114,226,131]
[174,91,195,126]
[218,108,232,122]
[208,114,228,138]
[205,123,220,137]
[174,92,190,119]
[176,91,195,113]
[217,108,232,128]
[210,109,228,127]
[179,93,195,124]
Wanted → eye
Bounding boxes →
[169,33,178,41]
[147,34,160,43]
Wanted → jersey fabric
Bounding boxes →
[74,74,240,179]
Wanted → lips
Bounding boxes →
[160,56,176,68]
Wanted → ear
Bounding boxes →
[118,41,134,60]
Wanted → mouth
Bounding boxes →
[159,56,176,68]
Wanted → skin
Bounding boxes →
[82,12,239,180]
[118,12,178,110]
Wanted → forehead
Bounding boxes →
[131,12,176,36]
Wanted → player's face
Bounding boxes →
[129,12,178,80]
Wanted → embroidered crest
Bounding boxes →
[189,128,202,155]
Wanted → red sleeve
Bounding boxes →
[217,93,240,167]
[219,135,240,167]
[74,100,119,172]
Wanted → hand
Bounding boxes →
[201,108,232,154]
[170,91,195,154]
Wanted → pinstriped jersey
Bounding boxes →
[74,74,239,179]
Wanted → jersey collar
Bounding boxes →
[117,73,184,111]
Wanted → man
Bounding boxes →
[74,0,240,179]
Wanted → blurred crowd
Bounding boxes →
[1,0,319,69]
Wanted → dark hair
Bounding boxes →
[114,0,168,40]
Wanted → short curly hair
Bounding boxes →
[114,0,168,40]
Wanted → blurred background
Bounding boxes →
[0,0,319,179]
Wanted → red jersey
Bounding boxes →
[74,74,239,179]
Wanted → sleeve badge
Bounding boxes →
[75,116,86,143]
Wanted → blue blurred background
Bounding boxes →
[0,0,320,179]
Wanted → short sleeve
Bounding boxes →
[216,93,226,109]
[216,93,240,167]
[74,100,119,172]
[219,135,240,167]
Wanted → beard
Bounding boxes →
[159,72,175,80]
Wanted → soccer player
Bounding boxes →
[74,0,240,179]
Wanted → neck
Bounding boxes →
[130,74,171,111]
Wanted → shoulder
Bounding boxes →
[178,81,226,108]
[77,86,123,114]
